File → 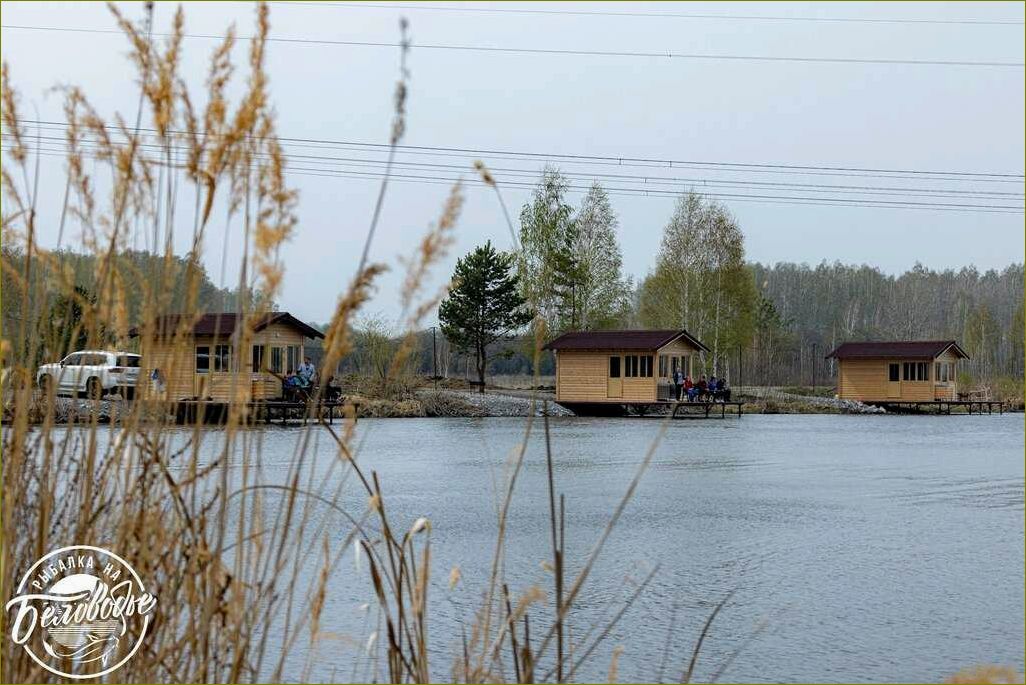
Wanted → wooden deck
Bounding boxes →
[864,399,1005,414]
[174,398,349,425]
[669,400,744,419]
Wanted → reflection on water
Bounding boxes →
[71,414,1024,683]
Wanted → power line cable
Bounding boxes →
[270,2,1026,27]
[20,118,1026,182]
[2,23,1023,68]
[9,143,1023,214]
[9,132,1023,201]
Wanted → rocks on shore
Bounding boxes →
[740,388,885,414]
[342,389,570,418]
[427,390,573,418]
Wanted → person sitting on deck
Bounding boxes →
[717,378,731,402]
[324,375,343,402]
[708,376,717,401]
[283,371,312,402]
[684,375,695,402]
[697,375,708,401]
[298,356,316,387]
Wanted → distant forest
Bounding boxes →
[1,247,264,363]
[748,261,1023,385]
[381,261,1021,386]
[4,227,1021,387]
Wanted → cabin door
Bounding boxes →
[886,363,900,398]
[607,356,622,398]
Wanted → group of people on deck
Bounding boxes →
[671,368,731,402]
[284,357,317,391]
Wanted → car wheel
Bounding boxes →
[85,377,103,400]
[37,374,54,397]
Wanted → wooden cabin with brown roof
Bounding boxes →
[825,340,969,403]
[129,312,324,402]
[543,329,709,411]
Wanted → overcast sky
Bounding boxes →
[2,1,1024,324]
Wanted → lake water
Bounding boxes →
[68,414,1025,682]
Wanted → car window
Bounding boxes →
[117,355,141,368]
[63,353,83,366]
[81,353,106,366]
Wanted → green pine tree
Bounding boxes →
[439,241,534,392]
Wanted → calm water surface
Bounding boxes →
[87,415,1026,682]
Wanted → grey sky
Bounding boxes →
[2,1,1023,324]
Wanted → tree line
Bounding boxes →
[436,167,1024,388]
[747,261,1024,385]
[6,171,1021,390]
[1,246,263,364]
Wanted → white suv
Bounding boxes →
[36,351,142,399]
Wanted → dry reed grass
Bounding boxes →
[3,4,994,684]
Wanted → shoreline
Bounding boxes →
[6,387,1021,424]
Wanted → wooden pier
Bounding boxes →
[669,400,744,419]
[865,399,1005,414]
[174,398,350,425]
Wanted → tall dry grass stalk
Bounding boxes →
[1,4,750,684]
[1,4,361,682]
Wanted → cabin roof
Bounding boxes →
[825,340,968,361]
[129,312,325,340]
[543,329,709,352]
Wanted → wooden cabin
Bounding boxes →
[825,340,969,403]
[129,312,325,402]
[543,329,709,411]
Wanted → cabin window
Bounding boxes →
[252,345,265,371]
[658,356,668,378]
[608,356,621,378]
[286,345,299,374]
[902,362,929,381]
[270,347,283,374]
[936,361,955,383]
[196,346,210,374]
[624,355,652,378]
[213,345,232,372]
[888,363,899,382]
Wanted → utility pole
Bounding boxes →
[431,326,438,389]
[812,342,817,394]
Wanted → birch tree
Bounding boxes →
[637,191,756,375]
[570,182,630,329]
[518,167,576,333]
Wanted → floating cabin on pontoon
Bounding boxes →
[543,329,709,414]
[129,312,324,402]
[825,340,969,403]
